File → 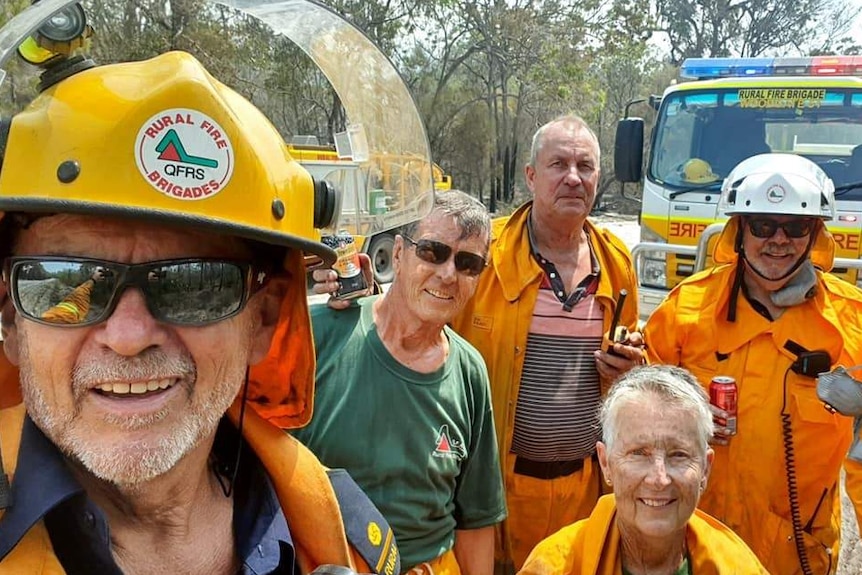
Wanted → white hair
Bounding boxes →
[601,365,714,454]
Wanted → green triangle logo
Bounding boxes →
[155,129,219,169]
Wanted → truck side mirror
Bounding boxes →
[614,118,644,183]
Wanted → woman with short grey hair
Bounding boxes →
[519,365,766,575]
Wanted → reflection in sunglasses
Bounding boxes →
[403,236,487,276]
[6,256,265,327]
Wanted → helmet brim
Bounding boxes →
[0,199,337,267]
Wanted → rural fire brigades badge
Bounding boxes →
[135,108,234,201]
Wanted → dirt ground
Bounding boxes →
[840,475,862,574]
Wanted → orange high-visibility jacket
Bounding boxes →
[40,280,95,324]
[0,403,394,573]
[645,218,862,574]
[450,202,639,563]
[518,494,768,575]
[451,202,639,472]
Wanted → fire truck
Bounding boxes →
[615,55,862,319]
[290,140,451,283]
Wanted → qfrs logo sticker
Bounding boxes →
[135,108,234,201]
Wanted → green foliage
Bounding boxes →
[655,0,858,62]
[3,0,856,215]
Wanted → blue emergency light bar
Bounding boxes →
[680,55,862,80]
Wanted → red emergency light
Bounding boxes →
[811,55,862,76]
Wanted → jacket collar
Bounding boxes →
[492,201,619,303]
[703,265,844,360]
[0,414,293,571]
[0,415,81,560]
[492,202,542,302]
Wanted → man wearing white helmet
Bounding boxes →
[644,153,862,574]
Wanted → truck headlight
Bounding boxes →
[638,227,667,289]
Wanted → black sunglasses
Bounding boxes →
[3,257,270,327]
[403,236,487,276]
[746,217,816,239]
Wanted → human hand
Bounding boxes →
[594,331,646,385]
[708,404,734,446]
[310,253,375,310]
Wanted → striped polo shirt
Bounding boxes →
[510,221,604,463]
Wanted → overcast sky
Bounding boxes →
[853,0,862,45]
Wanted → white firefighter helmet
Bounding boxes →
[718,153,835,220]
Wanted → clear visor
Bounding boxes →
[0,0,433,236]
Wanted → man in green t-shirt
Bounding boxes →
[295,190,506,574]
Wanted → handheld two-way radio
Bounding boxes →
[605,289,628,357]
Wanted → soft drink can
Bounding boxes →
[710,376,738,436]
[321,231,368,300]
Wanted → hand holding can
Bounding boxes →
[321,231,368,300]
[709,376,738,442]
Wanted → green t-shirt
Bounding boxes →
[292,297,507,570]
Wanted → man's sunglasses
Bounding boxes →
[746,217,816,239]
[403,236,487,276]
[3,257,270,327]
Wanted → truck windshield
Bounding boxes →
[649,87,862,201]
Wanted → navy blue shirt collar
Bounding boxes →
[0,415,295,574]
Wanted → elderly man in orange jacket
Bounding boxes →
[450,116,644,572]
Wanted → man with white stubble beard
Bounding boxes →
[0,48,398,575]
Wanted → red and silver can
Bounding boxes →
[709,376,738,436]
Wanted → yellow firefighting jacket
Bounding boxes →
[0,403,395,573]
[518,494,768,575]
[644,218,862,575]
[39,280,95,324]
[449,202,638,562]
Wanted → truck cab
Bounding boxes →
[616,56,862,320]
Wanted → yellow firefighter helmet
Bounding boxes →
[0,0,436,428]
[680,158,719,184]
[0,50,337,265]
